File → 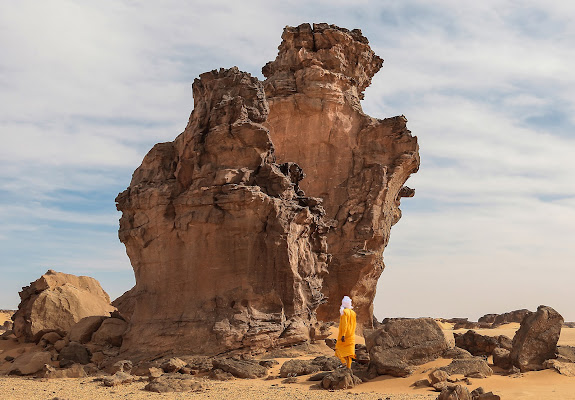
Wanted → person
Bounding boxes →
[334,295,356,369]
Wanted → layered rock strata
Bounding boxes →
[116,67,330,357]
[12,270,115,342]
[263,23,419,325]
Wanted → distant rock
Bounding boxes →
[510,305,563,372]
[12,270,115,342]
[366,318,448,377]
[493,309,532,326]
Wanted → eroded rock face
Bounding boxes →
[263,23,420,325]
[116,23,419,357]
[12,270,115,342]
[116,67,330,357]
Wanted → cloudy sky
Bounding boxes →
[1,0,573,321]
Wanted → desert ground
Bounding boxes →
[1,310,575,400]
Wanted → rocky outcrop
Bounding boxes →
[12,270,115,342]
[116,67,330,357]
[365,318,448,377]
[115,23,418,357]
[510,305,563,372]
[263,23,419,326]
[478,309,531,326]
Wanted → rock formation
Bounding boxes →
[12,270,115,342]
[115,23,419,357]
[510,305,563,372]
[263,23,419,324]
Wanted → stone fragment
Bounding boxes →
[437,384,472,400]
[212,358,267,379]
[440,358,493,378]
[543,359,575,377]
[492,348,512,370]
[454,330,499,356]
[109,360,133,374]
[8,351,52,375]
[68,316,107,344]
[91,318,127,347]
[12,270,115,342]
[144,375,204,392]
[321,369,362,390]
[102,371,134,387]
[366,318,448,377]
[58,342,91,365]
[510,305,563,372]
[428,369,449,384]
[161,358,187,373]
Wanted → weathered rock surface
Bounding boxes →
[8,351,52,375]
[116,66,331,357]
[211,358,267,379]
[145,375,205,393]
[68,316,107,344]
[102,371,135,387]
[543,359,575,377]
[454,330,499,356]
[492,348,512,370]
[263,23,419,326]
[115,23,418,357]
[437,384,471,400]
[58,342,91,366]
[510,305,563,372]
[440,358,493,378]
[321,369,362,390]
[366,318,448,377]
[12,270,115,342]
[43,363,87,379]
[91,317,127,347]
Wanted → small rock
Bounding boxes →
[411,379,430,388]
[161,357,187,373]
[102,371,134,387]
[282,376,298,383]
[209,368,234,381]
[321,369,362,390]
[437,384,472,400]
[428,369,449,384]
[144,375,204,393]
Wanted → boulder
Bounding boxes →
[366,318,449,377]
[454,330,498,356]
[510,305,563,372]
[443,347,473,359]
[144,375,204,393]
[209,368,234,380]
[211,358,267,379]
[543,359,575,377]
[8,351,52,375]
[497,335,513,351]
[58,342,91,365]
[160,358,187,373]
[279,359,321,377]
[39,331,63,346]
[259,359,279,369]
[91,317,127,347]
[437,384,472,400]
[321,369,362,390]
[68,316,107,344]
[492,348,512,370]
[440,358,493,378]
[429,369,449,385]
[12,270,115,342]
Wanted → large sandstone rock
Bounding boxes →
[12,270,115,342]
[116,66,330,357]
[115,23,419,357]
[263,23,419,326]
[510,305,563,372]
[454,330,499,356]
[8,351,52,375]
[365,318,448,377]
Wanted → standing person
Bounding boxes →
[335,295,356,369]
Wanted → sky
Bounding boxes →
[1,0,574,321]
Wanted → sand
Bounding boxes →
[1,322,575,399]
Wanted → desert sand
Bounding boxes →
[2,315,575,400]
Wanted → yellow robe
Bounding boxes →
[335,308,356,363]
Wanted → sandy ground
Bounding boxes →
[1,321,574,399]
[0,311,13,326]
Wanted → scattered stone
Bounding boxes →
[8,351,52,375]
[432,381,455,392]
[68,316,107,344]
[209,368,234,381]
[160,358,187,373]
[58,342,91,365]
[259,360,279,369]
[282,376,299,384]
[543,359,575,377]
[492,348,512,370]
[144,375,204,393]
[454,330,499,356]
[43,363,87,379]
[510,305,563,372]
[102,371,134,387]
[279,359,321,377]
[109,360,133,374]
[366,318,449,377]
[321,369,362,390]
[212,358,267,379]
[91,317,127,347]
[324,338,337,349]
[5,355,15,362]
[440,358,493,378]
[437,384,472,400]
[428,369,449,384]
[411,379,431,388]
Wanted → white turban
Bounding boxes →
[340,295,353,315]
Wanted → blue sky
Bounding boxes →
[1,0,574,321]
